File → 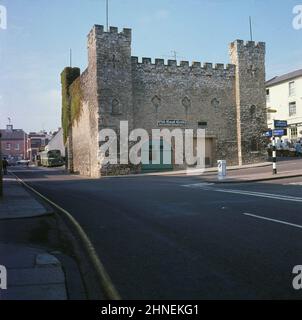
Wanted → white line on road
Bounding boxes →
[243,212,302,230]
[182,184,302,203]
[283,182,302,186]
[182,183,214,187]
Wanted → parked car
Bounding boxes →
[16,160,30,166]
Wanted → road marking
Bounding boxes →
[182,184,302,203]
[284,182,302,186]
[182,183,214,187]
[243,212,302,230]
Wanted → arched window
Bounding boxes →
[111,99,121,115]
[182,97,191,113]
[211,98,220,108]
[151,95,161,112]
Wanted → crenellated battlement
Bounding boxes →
[229,39,265,53]
[87,24,132,41]
[131,56,235,76]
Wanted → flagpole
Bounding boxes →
[249,16,253,41]
[106,0,109,31]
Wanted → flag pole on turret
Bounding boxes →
[249,16,253,41]
[106,0,109,31]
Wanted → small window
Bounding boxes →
[6,143,11,150]
[289,81,295,97]
[250,105,256,117]
[198,121,207,127]
[266,89,270,103]
[15,143,20,150]
[111,99,121,115]
[289,102,296,116]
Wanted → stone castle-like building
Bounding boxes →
[61,25,267,177]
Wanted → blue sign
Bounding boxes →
[263,130,272,137]
[263,129,287,137]
[274,120,288,128]
[272,129,287,136]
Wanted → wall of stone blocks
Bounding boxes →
[71,70,100,178]
[131,60,239,165]
[63,25,268,176]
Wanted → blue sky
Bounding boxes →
[0,0,302,132]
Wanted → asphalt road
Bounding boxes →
[9,164,302,299]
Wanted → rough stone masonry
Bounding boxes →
[61,25,268,177]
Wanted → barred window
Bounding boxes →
[291,127,298,138]
[289,102,296,116]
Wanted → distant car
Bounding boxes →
[16,160,30,166]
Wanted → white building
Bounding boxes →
[266,69,302,141]
[45,128,65,157]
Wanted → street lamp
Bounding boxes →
[267,108,277,113]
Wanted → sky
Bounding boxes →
[0,0,302,132]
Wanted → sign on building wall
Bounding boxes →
[263,129,287,137]
[157,120,187,126]
[274,120,288,128]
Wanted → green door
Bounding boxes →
[141,139,173,173]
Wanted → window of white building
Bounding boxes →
[289,102,296,116]
[266,89,270,102]
[291,127,298,139]
[289,81,296,96]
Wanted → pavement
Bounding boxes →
[0,245,67,300]
[0,175,68,300]
[199,158,302,183]
[0,176,51,219]
[10,159,302,299]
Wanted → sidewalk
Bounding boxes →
[0,245,67,300]
[201,168,302,184]
[0,175,68,300]
[0,176,51,219]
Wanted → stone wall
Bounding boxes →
[230,40,267,164]
[62,25,267,176]
[71,69,100,177]
[131,59,238,165]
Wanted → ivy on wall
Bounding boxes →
[61,67,81,143]
[70,77,82,123]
